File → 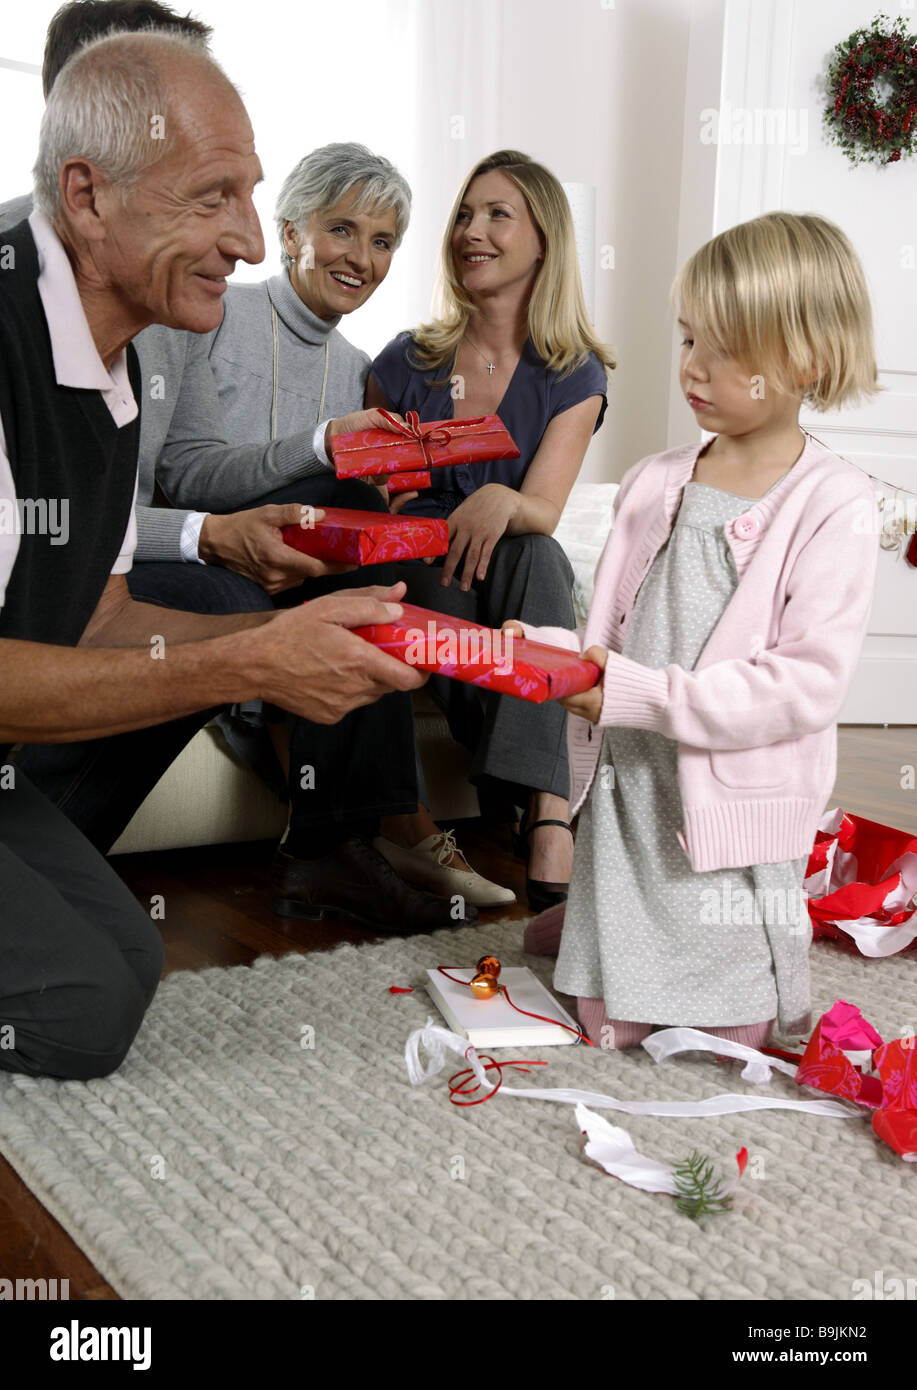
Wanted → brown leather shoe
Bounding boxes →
[270,838,479,932]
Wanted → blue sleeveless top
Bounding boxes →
[370,330,608,519]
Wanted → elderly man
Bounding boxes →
[0,2,468,922]
[0,30,473,1084]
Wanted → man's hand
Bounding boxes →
[324,408,406,460]
[240,582,428,724]
[198,504,353,594]
[441,484,520,589]
[559,645,608,724]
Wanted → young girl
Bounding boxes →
[509,212,880,1049]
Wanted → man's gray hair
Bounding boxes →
[275,143,412,266]
[33,29,231,221]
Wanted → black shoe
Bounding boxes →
[270,839,479,932]
[511,809,574,913]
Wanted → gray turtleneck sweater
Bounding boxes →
[135,271,371,560]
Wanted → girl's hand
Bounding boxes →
[441,485,520,590]
[501,620,525,638]
[559,645,608,723]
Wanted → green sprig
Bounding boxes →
[672,1150,734,1221]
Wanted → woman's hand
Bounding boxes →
[559,645,608,724]
[324,408,406,460]
[441,484,521,589]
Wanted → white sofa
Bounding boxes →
[110,482,619,854]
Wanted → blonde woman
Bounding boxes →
[367,150,614,910]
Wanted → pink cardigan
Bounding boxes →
[524,434,879,872]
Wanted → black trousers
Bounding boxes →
[0,772,164,1079]
[13,475,418,853]
[398,531,576,804]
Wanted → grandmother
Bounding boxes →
[146,143,510,912]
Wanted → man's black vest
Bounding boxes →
[0,218,140,648]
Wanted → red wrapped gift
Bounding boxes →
[385,471,430,494]
[333,410,519,492]
[351,602,600,703]
[793,1000,917,1159]
[804,809,917,956]
[281,509,448,566]
[872,1039,917,1159]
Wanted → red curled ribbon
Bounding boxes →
[447,1054,548,1106]
[377,409,454,470]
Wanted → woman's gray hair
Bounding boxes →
[275,143,412,266]
[33,29,230,221]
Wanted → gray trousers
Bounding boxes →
[0,771,163,1079]
[398,532,576,804]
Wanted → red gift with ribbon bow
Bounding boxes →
[332,410,520,492]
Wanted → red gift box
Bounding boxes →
[351,602,600,703]
[281,509,448,566]
[333,410,520,492]
[804,809,917,956]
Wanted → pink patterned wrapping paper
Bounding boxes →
[350,602,601,704]
[793,999,917,1158]
[385,470,431,494]
[333,411,520,489]
[282,510,448,565]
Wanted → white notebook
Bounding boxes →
[425,967,581,1048]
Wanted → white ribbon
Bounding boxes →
[641,1026,799,1083]
[404,1020,860,1119]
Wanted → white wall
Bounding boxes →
[0,0,699,488]
[672,0,917,723]
[409,0,695,484]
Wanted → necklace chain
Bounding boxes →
[464,333,497,376]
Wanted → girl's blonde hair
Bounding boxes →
[411,149,615,380]
[671,212,878,410]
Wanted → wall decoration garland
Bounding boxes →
[823,13,917,166]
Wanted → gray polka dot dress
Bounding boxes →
[555,482,812,1034]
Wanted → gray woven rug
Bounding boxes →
[0,920,914,1300]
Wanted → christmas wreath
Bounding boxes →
[823,13,917,166]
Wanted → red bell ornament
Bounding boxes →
[476,955,501,979]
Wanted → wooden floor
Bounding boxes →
[2,726,914,1300]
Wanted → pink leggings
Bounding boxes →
[575,999,774,1051]
[524,904,775,1051]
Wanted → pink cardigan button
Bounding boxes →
[734,515,759,539]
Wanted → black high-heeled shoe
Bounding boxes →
[512,809,574,913]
